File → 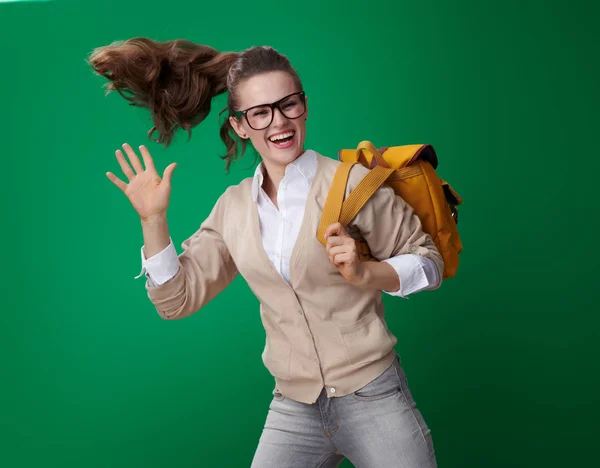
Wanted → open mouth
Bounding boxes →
[268,131,296,148]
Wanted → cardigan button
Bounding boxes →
[298,310,303,316]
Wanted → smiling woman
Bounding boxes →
[87,37,445,468]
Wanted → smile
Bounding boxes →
[268,131,295,143]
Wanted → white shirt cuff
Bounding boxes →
[134,238,180,286]
[382,254,440,299]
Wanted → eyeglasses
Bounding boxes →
[233,91,306,130]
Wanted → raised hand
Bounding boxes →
[106,143,177,222]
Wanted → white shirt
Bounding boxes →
[136,150,440,298]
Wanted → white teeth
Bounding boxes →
[269,131,295,142]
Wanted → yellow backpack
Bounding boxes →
[317,141,462,279]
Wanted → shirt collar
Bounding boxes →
[251,149,318,202]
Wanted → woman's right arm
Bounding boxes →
[141,197,238,320]
[108,143,237,320]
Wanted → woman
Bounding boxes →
[89,38,443,468]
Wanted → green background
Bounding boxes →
[1,0,598,466]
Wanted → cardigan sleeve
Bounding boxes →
[143,193,238,320]
[345,164,444,281]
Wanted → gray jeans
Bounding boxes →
[251,354,437,468]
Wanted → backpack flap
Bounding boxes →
[383,144,439,170]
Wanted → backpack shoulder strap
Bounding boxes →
[317,161,356,246]
[338,165,396,226]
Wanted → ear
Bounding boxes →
[305,95,309,120]
[229,116,249,139]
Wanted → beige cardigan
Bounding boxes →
[144,152,444,404]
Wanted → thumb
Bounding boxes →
[162,162,177,185]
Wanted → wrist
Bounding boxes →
[141,212,167,225]
[351,263,372,288]
[352,262,400,292]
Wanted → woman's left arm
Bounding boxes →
[324,166,444,294]
[324,224,441,296]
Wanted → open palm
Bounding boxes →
[106,143,177,221]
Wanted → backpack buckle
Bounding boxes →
[450,205,459,224]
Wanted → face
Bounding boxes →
[229,71,308,171]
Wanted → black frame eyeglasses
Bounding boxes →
[233,91,306,130]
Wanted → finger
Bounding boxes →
[115,150,135,181]
[326,235,347,247]
[333,252,353,266]
[121,143,144,174]
[324,222,344,239]
[162,162,177,185]
[106,171,127,192]
[138,145,156,173]
[328,245,349,257]
[328,246,355,266]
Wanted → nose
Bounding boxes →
[271,106,288,127]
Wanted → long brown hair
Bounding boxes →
[87,38,302,171]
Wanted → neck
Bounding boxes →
[261,149,305,196]
[262,160,286,195]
